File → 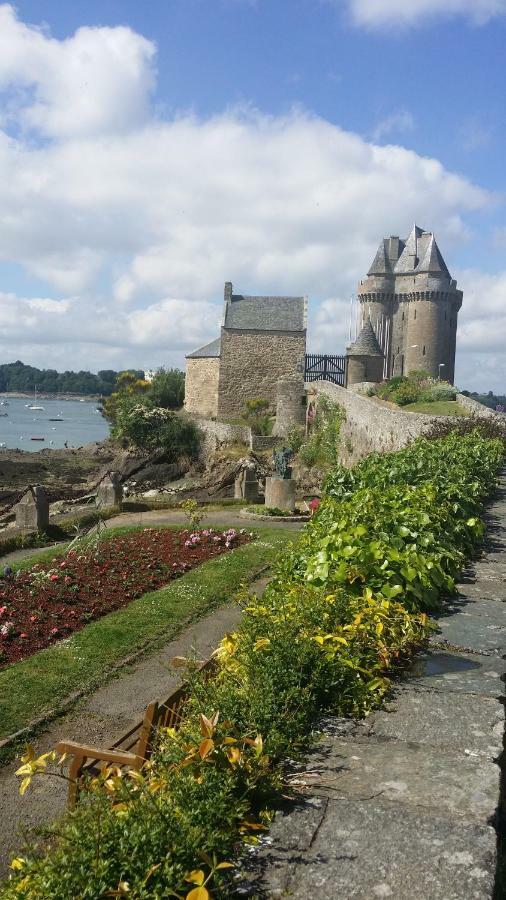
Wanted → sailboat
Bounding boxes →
[27,386,45,411]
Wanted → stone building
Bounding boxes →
[185,282,307,418]
[346,318,384,386]
[356,225,462,383]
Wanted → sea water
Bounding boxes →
[0,397,110,451]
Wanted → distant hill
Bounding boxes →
[0,361,144,397]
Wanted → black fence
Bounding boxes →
[304,354,347,386]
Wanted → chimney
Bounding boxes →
[224,281,233,303]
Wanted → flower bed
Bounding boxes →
[0,527,249,669]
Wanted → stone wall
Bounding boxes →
[217,328,306,418]
[308,381,505,467]
[456,393,504,419]
[195,418,250,457]
[307,381,440,467]
[184,357,220,419]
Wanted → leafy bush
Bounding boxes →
[391,381,421,406]
[112,398,201,459]
[3,431,503,899]
[298,396,344,469]
[419,382,457,403]
[242,398,273,435]
[245,505,292,517]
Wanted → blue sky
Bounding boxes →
[0,0,505,390]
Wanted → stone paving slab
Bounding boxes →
[455,580,506,601]
[247,798,496,900]
[403,649,506,696]
[431,612,506,654]
[369,688,504,757]
[445,594,506,618]
[296,729,499,822]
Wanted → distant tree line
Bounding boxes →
[461,389,506,411]
[0,360,145,396]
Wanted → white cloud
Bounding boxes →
[0,4,155,138]
[0,6,502,391]
[343,0,506,28]
[372,110,415,143]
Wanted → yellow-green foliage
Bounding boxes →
[2,431,502,899]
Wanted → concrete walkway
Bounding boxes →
[245,477,506,899]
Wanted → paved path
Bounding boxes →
[245,477,506,899]
[0,574,270,877]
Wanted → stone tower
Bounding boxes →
[346,319,384,386]
[357,225,462,383]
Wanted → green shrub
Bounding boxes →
[112,398,201,459]
[390,381,421,406]
[3,431,503,899]
[242,398,273,435]
[419,381,457,403]
[245,505,292,517]
[298,396,344,469]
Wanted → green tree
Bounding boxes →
[147,368,185,409]
[112,396,200,460]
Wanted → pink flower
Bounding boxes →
[50,574,59,582]
[50,627,59,635]
[308,498,321,513]
[20,633,28,638]
[29,615,37,622]
[0,605,7,618]
[59,561,67,569]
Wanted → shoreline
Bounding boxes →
[0,391,103,402]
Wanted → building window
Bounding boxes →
[402,311,404,321]
[423,346,426,356]
[414,309,417,319]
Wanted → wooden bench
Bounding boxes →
[56,659,215,808]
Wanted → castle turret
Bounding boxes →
[357,226,462,382]
[346,318,384,386]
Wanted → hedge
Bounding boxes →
[1,430,503,899]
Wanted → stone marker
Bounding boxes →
[15,485,49,532]
[264,476,295,512]
[234,466,260,502]
[96,471,123,509]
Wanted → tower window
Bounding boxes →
[414,309,417,319]
[402,311,404,321]
[423,346,426,356]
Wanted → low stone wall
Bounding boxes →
[307,382,432,467]
[308,381,504,466]
[456,394,503,419]
[250,434,278,452]
[195,418,250,456]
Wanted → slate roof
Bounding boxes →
[224,294,306,332]
[347,319,384,357]
[366,225,452,279]
[186,337,221,359]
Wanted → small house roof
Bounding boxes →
[224,293,306,332]
[186,337,221,359]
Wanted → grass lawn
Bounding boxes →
[401,400,469,416]
[0,525,294,741]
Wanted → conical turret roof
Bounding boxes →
[367,239,393,275]
[347,319,384,357]
[415,234,450,276]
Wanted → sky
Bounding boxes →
[0,1,505,391]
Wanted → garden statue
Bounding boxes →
[273,446,294,480]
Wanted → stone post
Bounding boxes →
[264,476,296,512]
[96,471,123,509]
[273,373,306,437]
[15,485,50,532]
